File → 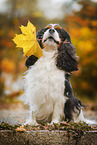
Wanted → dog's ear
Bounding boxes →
[36,28,46,48]
[58,28,71,43]
[59,28,78,59]
[56,43,78,72]
[56,29,78,72]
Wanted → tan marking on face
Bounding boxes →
[54,25,61,30]
[46,25,52,29]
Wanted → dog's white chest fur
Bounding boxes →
[24,50,65,123]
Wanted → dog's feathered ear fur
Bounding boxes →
[56,29,78,72]
[36,28,47,48]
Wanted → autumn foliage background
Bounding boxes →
[0,0,97,104]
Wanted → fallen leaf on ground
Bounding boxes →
[60,122,70,126]
[16,125,26,132]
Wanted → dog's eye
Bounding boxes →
[46,25,52,29]
[54,25,61,30]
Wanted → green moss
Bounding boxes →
[0,121,97,132]
[0,122,21,130]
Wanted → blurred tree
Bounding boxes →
[0,0,49,97]
[0,0,97,100]
[6,0,38,17]
[64,0,97,99]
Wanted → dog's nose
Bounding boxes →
[49,29,55,34]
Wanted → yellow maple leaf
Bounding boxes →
[13,21,43,58]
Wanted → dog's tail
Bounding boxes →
[74,109,97,125]
[84,119,97,125]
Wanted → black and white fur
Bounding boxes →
[23,24,96,125]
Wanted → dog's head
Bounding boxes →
[37,24,71,50]
[37,24,78,72]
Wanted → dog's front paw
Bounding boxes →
[50,120,60,125]
[24,119,39,126]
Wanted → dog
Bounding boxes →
[23,24,96,125]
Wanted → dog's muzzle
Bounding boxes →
[43,29,60,44]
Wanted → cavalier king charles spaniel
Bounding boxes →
[23,24,96,125]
